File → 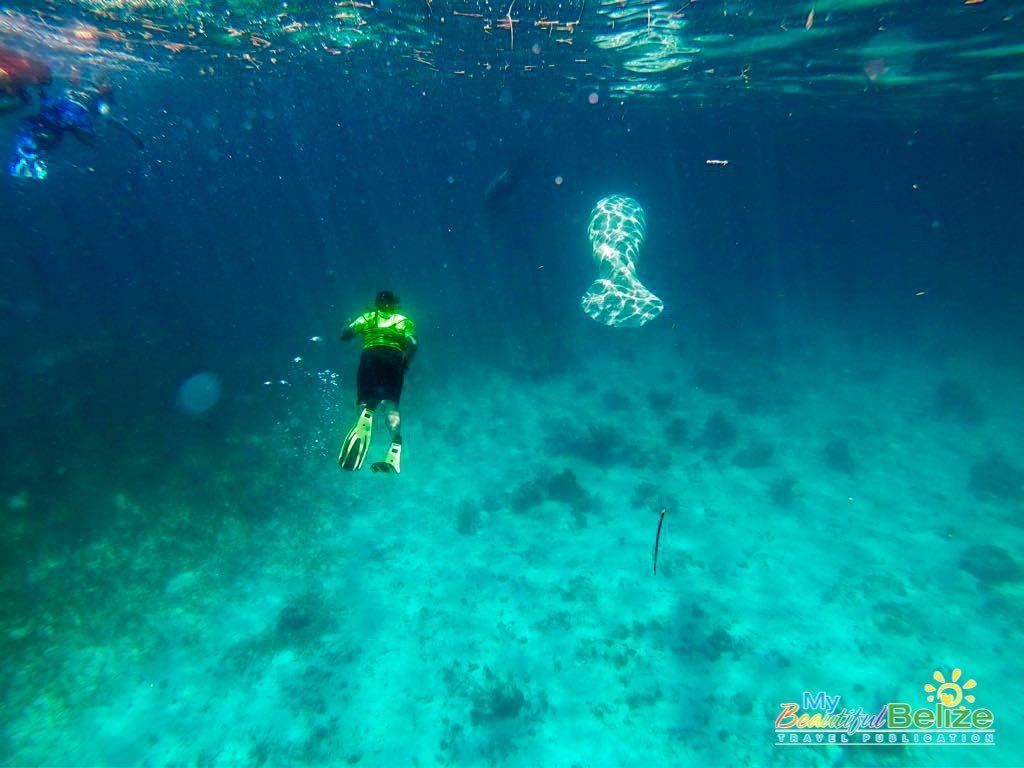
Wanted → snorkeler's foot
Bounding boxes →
[338,407,374,471]
[371,442,402,474]
[10,157,46,180]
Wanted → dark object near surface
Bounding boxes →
[483,155,531,211]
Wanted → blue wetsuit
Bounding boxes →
[10,87,110,180]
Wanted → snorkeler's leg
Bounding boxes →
[371,402,402,474]
[338,402,375,471]
[383,404,401,443]
[9,126,46,179]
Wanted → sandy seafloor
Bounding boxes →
[2,318,1022,768]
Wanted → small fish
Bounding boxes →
[805,7,814,30]
[653,508,667,575]
[293,356,303,363]
[310,335,322,342]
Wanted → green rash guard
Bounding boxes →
[347,310,417,352]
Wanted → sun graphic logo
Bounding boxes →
[925,668,977,707]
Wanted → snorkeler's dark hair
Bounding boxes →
[375,290,399,310]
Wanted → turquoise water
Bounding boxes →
[2,0,1023,765]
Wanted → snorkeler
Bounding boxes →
[9,76,143,180]
[337,290,418,474]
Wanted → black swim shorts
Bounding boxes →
[356,346,405,407]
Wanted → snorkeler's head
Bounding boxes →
[375,290,399,311]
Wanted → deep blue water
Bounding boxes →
[4,87,1021,441]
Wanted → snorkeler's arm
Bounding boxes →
[108,117,144,149]
[403,337,418,370]
[340,313,367,342]
[399,317,417,370]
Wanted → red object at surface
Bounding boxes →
[0,47,53,95]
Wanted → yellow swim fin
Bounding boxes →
[371,442,402,475]
[338,407,374,471]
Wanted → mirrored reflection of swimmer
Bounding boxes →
[9,77,143,180]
